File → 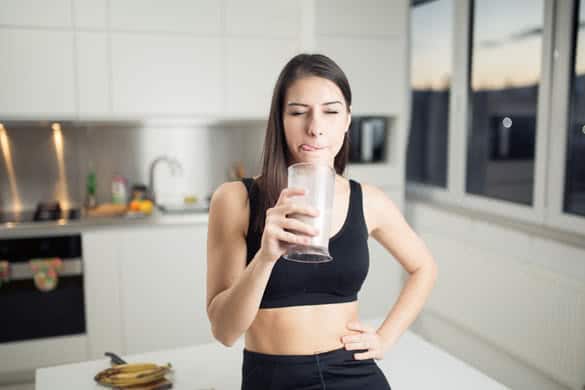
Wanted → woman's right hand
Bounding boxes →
[258,187,320,263]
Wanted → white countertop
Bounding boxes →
[36,317,508,390]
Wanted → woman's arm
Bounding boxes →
[206,182,274,347]
[206,182,318,347]
[367,184,437,350]
[342,183,438,359]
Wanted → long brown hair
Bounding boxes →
[251,53,352,234]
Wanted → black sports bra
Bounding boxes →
[241,177,370,309]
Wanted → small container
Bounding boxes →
[131,184,148,202]
[112,175,128,205]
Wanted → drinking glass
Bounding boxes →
[282,162,336,263]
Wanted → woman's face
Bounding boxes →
[283,76,351,167]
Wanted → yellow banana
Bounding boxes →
[95,362,172,388]
[101,363,159,374]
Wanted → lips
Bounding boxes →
[300,144,325,151]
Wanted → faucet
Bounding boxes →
[148,156,183,205]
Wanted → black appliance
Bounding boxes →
[348,116,388,163]
[0,201,80,225]
[0,234,86,343]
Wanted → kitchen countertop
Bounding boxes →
[0,210,209,238]
[35,317,508,390]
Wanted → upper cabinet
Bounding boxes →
[105,0,224,116]
[316,38,405,116]
[109,0,221,34]
[76,32,110,115]
[0,0,405,119]
[315,0,405,37]
[0,0,72,28]
[223,1,302,117]
[225,0,301,38]
[110,34,222,116]
[314,0,408,116]
[0,29,76,117]
[73,0,107,29]
[225,38,299,117]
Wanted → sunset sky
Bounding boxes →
[411,0,585,91]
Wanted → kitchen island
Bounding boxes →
[36,317,508,390]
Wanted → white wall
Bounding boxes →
[406,199,585,390]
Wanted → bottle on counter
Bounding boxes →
[111,175,128,205]
[85,162,97,209]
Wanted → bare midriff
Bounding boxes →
[244,301,360,355]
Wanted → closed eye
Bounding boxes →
[289,111,338,116]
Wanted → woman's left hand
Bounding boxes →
[341,320,387,360]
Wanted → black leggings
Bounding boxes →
[241,347,392,389]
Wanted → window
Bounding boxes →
[466,0,544,205]
[564,0,585,217]
[408,0,585,234]
[407,0,453,187]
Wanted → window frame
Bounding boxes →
[407,0,454,189]
[406,0,462,203]
[546,0,585,233]
[407,0,585,236]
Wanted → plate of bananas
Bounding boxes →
[94,352,173,389]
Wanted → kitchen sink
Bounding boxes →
[157,204,209,214]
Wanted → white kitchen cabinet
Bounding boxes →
[83,223,212,358]
[0,0,72,28]
[315,0,406,37]
[225,0,301,38]
[82,230,124,359]
[315,37,405,116]
[314,0,408,117]
[0,29,76,117]
[109,0,221,34]
[73,0,107,30]
[118,224,212,354]
[226,38,299,117]
[0,1,408,120]
[76,32,110,116]
[110,33,222,116]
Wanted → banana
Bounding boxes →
[95,362,172,388]
[101,363,159,374]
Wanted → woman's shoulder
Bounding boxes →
[358,181,403,233]
[208,180,251,229]
[212,179,249,201]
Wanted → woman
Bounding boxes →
[206,53,437,389]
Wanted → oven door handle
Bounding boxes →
[8,258,83,281]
